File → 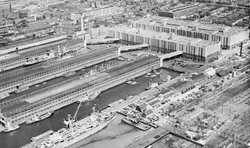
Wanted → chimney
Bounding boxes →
[81,13,84,32]
[240,42,243,57]
[9,2,12,13]
[2,9,4,18]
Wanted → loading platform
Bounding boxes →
[86,38,120,45]
[119,44,149,52]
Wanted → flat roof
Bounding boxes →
[42,45,117,68]
[119,44,149,51]
[134,16,248,36]
[159,51,183,59]
[107,26,216,47]
[107,56,158,76]
[25,73,109,103]
[1,101,29,113]
[87,38,120,44]
[0,35,68,54]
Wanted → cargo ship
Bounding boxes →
[122,117,151,131]
[32,112,115,148]
[26,111,54,125]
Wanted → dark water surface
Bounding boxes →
[0,68,180,148]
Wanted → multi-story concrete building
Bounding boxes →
[158,3,204,18]
[106,26,221,63]
[82,6,121,19]
[131,17,249,49]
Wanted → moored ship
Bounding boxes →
[26,111,54,125]
[122,117,151,131]
[29,112,115,148]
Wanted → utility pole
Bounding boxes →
[240,42,243,57]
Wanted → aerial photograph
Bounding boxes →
[0,0,249,148]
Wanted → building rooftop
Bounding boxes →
[134,16,248,37]
[0,46,117,84]
[0,35,68,55]
[108,26,217,48]
[107,56,158,76]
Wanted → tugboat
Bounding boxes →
[126,79,138,85]
[122,116,150,131]
[26,111,54,125]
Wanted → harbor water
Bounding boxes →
[0,68,181,148]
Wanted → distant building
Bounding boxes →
[0,1,12,18]
[82,6,121,19]
[158,3,204,18]
[106,26,221,63]
[132,16,249,50]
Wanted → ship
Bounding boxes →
[3,124,20,133]
[35,112,116,148]
[26,111,54,125]
[126,79,138,85]
[122,117,151,131]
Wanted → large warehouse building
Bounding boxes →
[157,3,204,18]
[131,16,249,50]
[106,26,221,63]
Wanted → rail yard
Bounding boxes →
[0,0,250,148]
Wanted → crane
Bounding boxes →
[73,101,82,121]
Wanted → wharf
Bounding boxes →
[102,74,185,113]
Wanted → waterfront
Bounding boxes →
[0,68,180,148]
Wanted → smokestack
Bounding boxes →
[240,42,243,57]
[9,2,12,13]
[2,9,4,18]
[81,13,84,32]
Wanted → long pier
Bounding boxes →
[0,46,118,96]
[0,37,86,72]
[0,56,160,128]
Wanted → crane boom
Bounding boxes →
[73,101,82,120]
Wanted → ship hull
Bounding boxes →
[122,118,150,131]
[26,112,53,125]
[56,113,116,148]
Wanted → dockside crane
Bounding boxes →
[73,101,82,121]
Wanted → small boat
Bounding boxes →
[122,117,150,131]
[3,125,20,133]
[26,112,53,124]
[150,74,157,78]
[145,73,152,77]
[126,80,133,84]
